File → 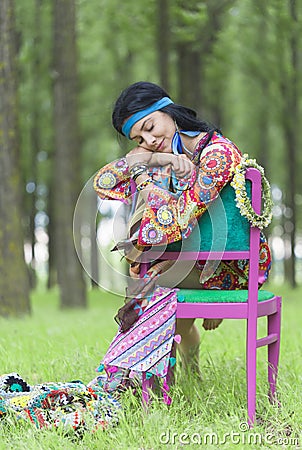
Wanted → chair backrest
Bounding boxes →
[163,181,252,253]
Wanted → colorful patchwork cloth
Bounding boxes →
[0,373,121,434]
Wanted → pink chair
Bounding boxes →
[141,168,281,426]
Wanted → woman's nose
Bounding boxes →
[144,133,156,147]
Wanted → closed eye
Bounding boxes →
[137,124,154,144]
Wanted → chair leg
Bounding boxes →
[246,318,257,427]
[142,373,154,408]
[267,296,282,403]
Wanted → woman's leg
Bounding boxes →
[175,318,201,374]
[175,267,223,332]
[202,318,223,330]
[160,263,223,370]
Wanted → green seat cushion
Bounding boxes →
[164,182,252,252]
[177,289,275,303]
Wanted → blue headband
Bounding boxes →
[122,97,174,139]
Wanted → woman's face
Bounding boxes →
[129,111,176,153]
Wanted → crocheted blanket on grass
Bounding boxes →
[0,373,121,435]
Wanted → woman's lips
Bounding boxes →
[157,139,164,150]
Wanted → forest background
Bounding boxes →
[0,0,301,315]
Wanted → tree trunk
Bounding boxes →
[0,0,31,316]
[47,183,57,289]
[277,0,298,288]
[157,0,170,92]
[174,0,233,116]
[28,0,43,290]
[283,0,298,288]
[52,0,87,307]
[176,42,201,112]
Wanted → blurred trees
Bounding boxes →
[275,0,299,287]
[0,0,301,316]
[53,0,87,307]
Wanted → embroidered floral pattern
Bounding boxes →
[141,222,165,244]
[98,172,117,189]
[157,205,173,226]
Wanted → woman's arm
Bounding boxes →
[125,146,195,204]
[149,152,194,179]
[126,146,194,178]
[94,157,131,203]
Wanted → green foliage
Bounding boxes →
[172,1,208,45]
[16,0,53,184]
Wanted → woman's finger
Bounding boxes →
[126,146,152,168]
[172,156,194,178]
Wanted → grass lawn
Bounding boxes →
[0,283,301,449]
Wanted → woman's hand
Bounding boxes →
[171,154,195,179]
[150,153,194,179]
[126,147,194,179]
[126,146,152,170]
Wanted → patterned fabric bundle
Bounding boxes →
[94,286,179,405]
[102,286,178,378]
[0,373,121,434]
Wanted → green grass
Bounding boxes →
[0,283,301,449]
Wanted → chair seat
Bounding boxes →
[177,289,275,303]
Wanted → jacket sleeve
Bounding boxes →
[93,157,132,204]
[137,141,242,246]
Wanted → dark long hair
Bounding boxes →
[112,81,217,136]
